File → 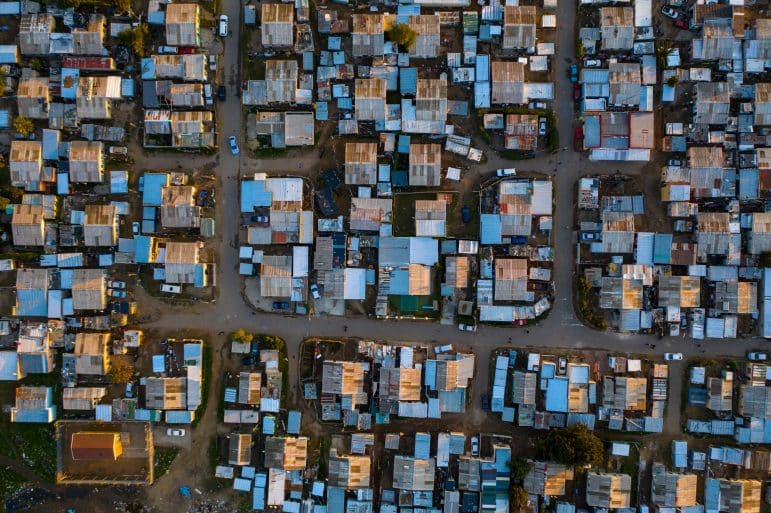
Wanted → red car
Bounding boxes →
[673,18,689,30]
[573,83,581,101]
[574,126,584,152]
[178,47,196,54]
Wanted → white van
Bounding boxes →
[161,284,181,294]
[218,15,229,37]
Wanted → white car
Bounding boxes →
[664,353,683,361]
[218,15,229,37]
[458,323,476,332]
[166,428,186,437]
[748,352,768,361]
[496,168,516,177]
[471,436,479,456]
[132,221,140,235]
[538,117,548,136]
[661,6,679,19]
[310,283,321,300]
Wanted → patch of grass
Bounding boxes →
[0,252,38,262]
[0,424,56,481]
[0,466,29,502]
[257,335,288,405]
[252,147,289,158]
[575,277,607,330]
[153,447,179,479]
[192,341,212,427]
[208,437,220,472]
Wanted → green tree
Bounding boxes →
[12,117,34,137]
[118,24,148,57]
[666,75,680,88]
[230,329,254,344]
[387,23,417,50]
[655,39,675,67]
[510,487,530,510]
[109,358,135,384]
[508,457,532,482]
[538,424,604,467]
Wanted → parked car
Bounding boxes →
[158,45,177,54]
[568,64,578,83]
[217,85,226,101]
[108,146,128,156]
[461,205,471,224]
[748,352,768,361]
[583,58,601,67]
[208,54,217,71]
[538,117,547,136]
[668,158,683,167]
[108,289,126,298]
[480,394,490,411]
[228,135,239,155]
[241,356,257,366]
[218,15,229,37]
[204,84,213,106]
[558,357,567,374]
[666,0,684,6]
[581,232,599,241]
[496,168,516,177]
[310,283,321,300]
[680,315,688,331]
[250,341,259,357]
[661,6,679,19]
[272,301,289,310]
[167,428,186,437]
[457,323,476,332]
[470,436,480,456]
[673,18,689,30]
[528,101,547,110]
[108,280,126,289]
[132,221,140,235]
[125,382,134,398]
[664,352,683,361]
[250,215,268,223]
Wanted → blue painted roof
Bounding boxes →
[316,102,328,121]
[121,78,134,97]
[0,109,8,129]
[545,378,568,412]
[389,269,409,295]
[583,116,601,148]
[398,135,411,153]
[287,410,301,434]
[653,233,672,264]
[400,67,417,95]
[424,359,437,390]
[110,170,129,194]
[134,236,152,264]
[193,264,205,287]
[241,180,272,212]
[739,169,759,200]
[13,406,56,423]
[142,173,168,206]
[328,487,346,513]
[263,415,276,434]
[57,172,69,195]
[415,433,431,459]
[16,289,47,317]
[140,57,155,79]
[61,68,79,99]
[166,410,194,423]
[42,129,60,160]
[303,51,314,71]
[480,214,502,244]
